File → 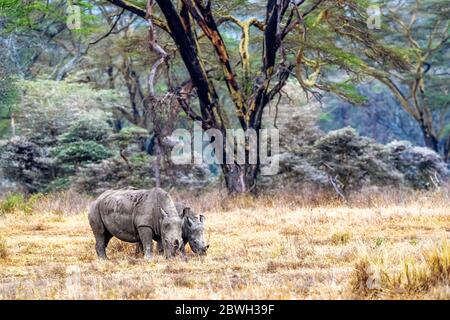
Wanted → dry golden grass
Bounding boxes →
[0,187,449,299]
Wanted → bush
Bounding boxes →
[0,193,33,215]
[72,152,217,195]
[59,114,111,144]
[274,127,449,196]
[16,80,121,146]
[109,126,149,150]
[43,177,72,193]
[384,141,449,189]
[52,141,112,165]
[0,136,53,192]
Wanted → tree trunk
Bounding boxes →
[154,135,162,188]
[420,124,439,152]
[222,163,258,194]
[444,134,450,163]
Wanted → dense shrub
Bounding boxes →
[48,113,114,183]
[16,80,121,146]
[52,141,112,165]
[73,153,217,195]
[0,193,27,215]
[0,192,43,215]
[384,141,449,189]
[310,128,403,192]
[269,96,449,196]
[109,126,149,150]
[0,136,53,192]
[275,127,449,195]
[59,114,111,144]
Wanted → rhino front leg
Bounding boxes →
[135,242,143,256]
[156,240,164,254]
[181,243,186,256]
[137,227,153,260]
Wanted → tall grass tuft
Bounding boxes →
[0,191,91,216]
[0,193,33,215]
[351,240,450,297]
[0,235,8,260]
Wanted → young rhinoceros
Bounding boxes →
[136,202,209,256]
[88,187,184,260]
[175,202,209,255]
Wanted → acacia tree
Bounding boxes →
[103,0,337,193]
[292,0,449,160]
[365,1,449,158]
[380,0,449,158]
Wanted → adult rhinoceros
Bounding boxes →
[88,187,184,260]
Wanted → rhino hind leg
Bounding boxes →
[94,229,112,260]
[137,227,153,260]
[89,205,112,260]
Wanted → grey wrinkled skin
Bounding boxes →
[88,187,184,260]
[136,202,209,256]
[177,203,209,255]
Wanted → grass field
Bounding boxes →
[0,188,449,299]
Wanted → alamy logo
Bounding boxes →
[169,122,280,175]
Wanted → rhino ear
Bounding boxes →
[160,208,168,218]
[199,215,205,223]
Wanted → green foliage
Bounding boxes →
[318,113,332,123]
[0,0,99,35]
[0,192,44,214]
[329,82,367,105]
[0,79,119,192]
[110,126,148,149]
[0,76,19,112]
[276,108,449,194]
[43,177,71,193]
[0,53,19,138]
[0,77,19,137]
[59,115,111,144]
[52,141,112,165]
[0,193,30,215]
[130,153,150,166]
[16,80,119,145]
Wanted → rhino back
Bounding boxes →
[94,189,151,242]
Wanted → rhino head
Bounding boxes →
[160,208,184,258]
[183,208,209,255]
